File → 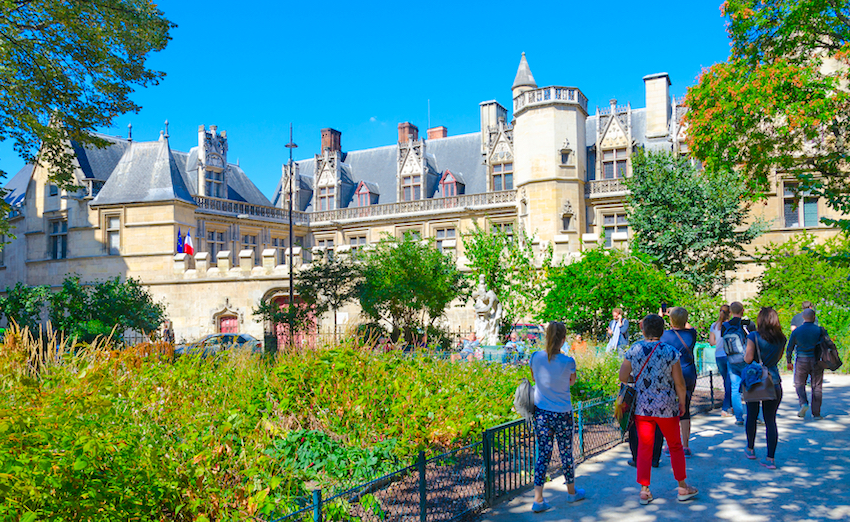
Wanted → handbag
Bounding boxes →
[742,336,776,402]
[513,377,536,421]
[614,341,660,433]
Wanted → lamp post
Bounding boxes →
[285,124,298,307]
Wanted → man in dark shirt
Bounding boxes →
[790,301,818,331]
[721,302,753,425]
[786,308,824,419]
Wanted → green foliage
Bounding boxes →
[0,282,49,331]
[49,275,166,343]
[358,235,468,343]
[252,297,314,353]
[0,0,174,191]
[748,233,850,333]
[295,255,361,330]
[626,149,766,292]
[540,246,689,338]
[685,1,850,250]
[462,220,553,332]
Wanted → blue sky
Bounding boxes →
[1,0,732,198]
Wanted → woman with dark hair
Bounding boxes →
[709,304,733,417]
[619,314,698,505]
[744,307,786,469]
[529,321,585,512]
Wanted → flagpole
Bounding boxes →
[285,124,298,307]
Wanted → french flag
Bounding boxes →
[184,230,195,255]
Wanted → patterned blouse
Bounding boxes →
[624,340,681,418]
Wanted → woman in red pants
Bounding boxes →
[619,313,699,505]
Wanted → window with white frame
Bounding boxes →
[398,229,421,240]
[316,238,334,260]
[318,186,335,211]
[402,175,421,201]
[492,163,513,191]
[349,235,367,253]
[491,222,514,241]
[434,227,456,251]
[271,237,285,265]
[205,170,225,198]
[242,234,259,264]
[207,230,226,263]
[783,182,819,228]
[105,215,120,255]
[601,148,628,179]
[50,219,67,259]
[48,184,59,197]
[602,212,628,247]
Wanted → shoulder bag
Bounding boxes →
[615,341,660,434]
[742,335,776,402]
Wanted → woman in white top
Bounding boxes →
[708,304,733,416]
[529,321,586,513]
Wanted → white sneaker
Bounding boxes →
[798,405,809,418]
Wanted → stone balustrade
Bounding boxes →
[310,190,517,224]
[194,195,310,225]
[172,248,304,279]
[585,178,628,197]
[513,86,589,115]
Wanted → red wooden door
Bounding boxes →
[219,315,238,333]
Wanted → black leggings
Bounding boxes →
[746,385,783,459]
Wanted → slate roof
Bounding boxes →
[275,132,487,211]
[4,163,33,208]
[92,137,196,205]
[512,53,537,90]
[71,134,131,181]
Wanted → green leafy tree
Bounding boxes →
[295,254,362,335]
[462,220,553,333]
[0,282,50,331]
[685,1,850,254]
[0,1,174,187]
[626,149,766,292]
[540,246,690,339]
[358,234,468,344]
[49,275,166,343]
[253,297,314,353]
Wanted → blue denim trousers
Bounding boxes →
[728,369,744,422]
[716,356,732,412]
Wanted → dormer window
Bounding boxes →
[318,186,335,211]
[356,183,371,207]
[402,175,421,201]
[205,170,225,198]
[492,163,513,191]
[602,148,628,179]
[440,170,464,197]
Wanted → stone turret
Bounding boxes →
[512,52,537,98]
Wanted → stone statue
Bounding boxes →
[472,274,502,345]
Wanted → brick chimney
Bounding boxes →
[398,122,419,143]
[427,126,448,140]
[321,128,341,152]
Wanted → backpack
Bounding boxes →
[817,327,843,371]
[513,377,536,421]
[722,321,748,366]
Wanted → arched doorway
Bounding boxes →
[218,315,238,333]
[272,294,317,350]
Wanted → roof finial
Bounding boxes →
[164,119,169,138]
[512,52,537,91]
[127,123,132,142]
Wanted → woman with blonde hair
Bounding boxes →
[709,304,733,416]
[529,321,585,512]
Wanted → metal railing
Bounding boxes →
[310,191,517,224]
[269,369,721,521]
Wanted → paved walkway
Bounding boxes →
[479,373,850,522]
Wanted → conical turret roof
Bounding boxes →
[512,52,537,90]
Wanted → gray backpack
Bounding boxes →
[513,378,536,420]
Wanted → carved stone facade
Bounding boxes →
[1,54,844,343]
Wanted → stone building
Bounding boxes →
[1,54,842,341]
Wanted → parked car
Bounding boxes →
[510,323,544,344]
[174,333,262,357]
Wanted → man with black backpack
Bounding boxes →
[786,308,824,419]
[721,302,752,426]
